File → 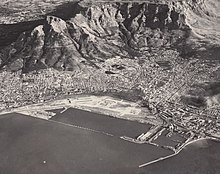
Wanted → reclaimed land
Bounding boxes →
[0,113,171,174]
[51,108,152,138]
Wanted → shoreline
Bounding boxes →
[138,136,219,168]
[0,94,161,125]
[1,94,219,170]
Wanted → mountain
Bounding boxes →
[0,0,192,72]
[0,0,219,108]
[183,0,220,45]
[0,0,219,72]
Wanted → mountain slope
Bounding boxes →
[184,0,220,45]
[0,0,219,109]
[0,1,190,72]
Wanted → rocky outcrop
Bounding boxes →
[0,1,191,72]
[0,16,88,72]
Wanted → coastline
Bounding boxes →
[1,94,219,170]
[138,137,219,168]
[0,94,161,125]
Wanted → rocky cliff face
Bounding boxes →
[0,0,217,72]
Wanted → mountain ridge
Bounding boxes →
[0,0,191,72]
[0,0,219,110]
